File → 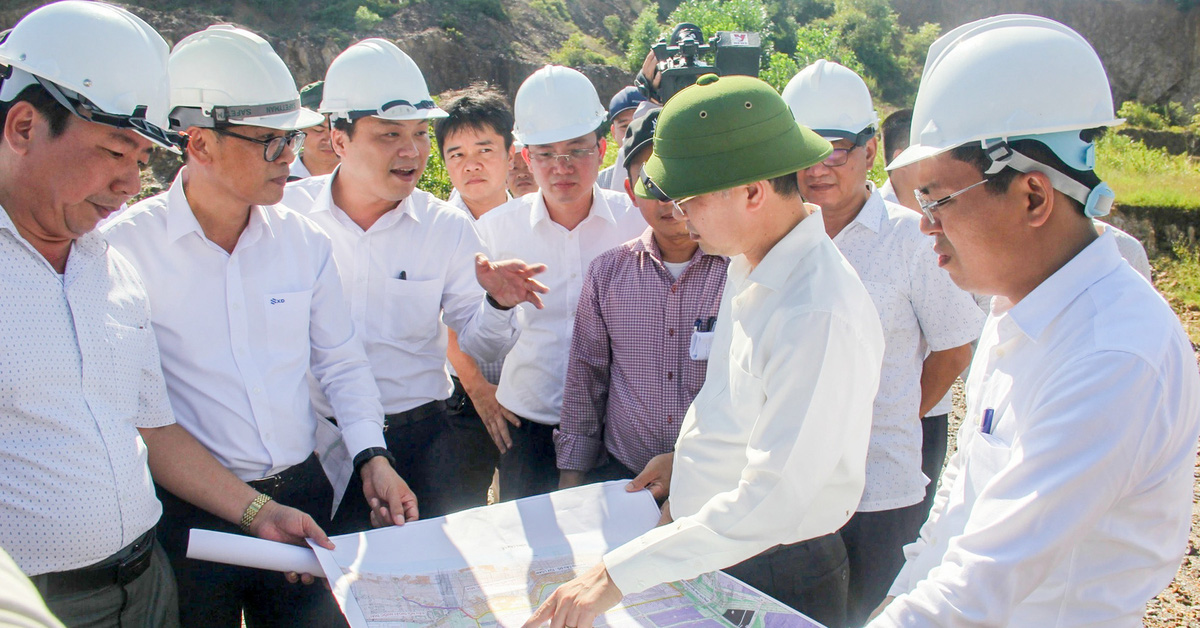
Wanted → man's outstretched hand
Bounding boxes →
[476,253,549,309]
[522,562,623,628]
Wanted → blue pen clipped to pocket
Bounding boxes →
[980,408,995,434]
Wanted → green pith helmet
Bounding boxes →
[299,81,324,111]
[635,74,832,200]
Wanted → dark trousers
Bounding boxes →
[332,400,459,532]
[497,418,558,501]
[155,453,347,628]
[723,533,849,628]
[839,503,929,627]
[443,378,501,512]
[32,532,179,628]
[920,413,949,519]
[585,455,637,485]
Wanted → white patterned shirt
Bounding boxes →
[831,185,986,511]
[474,186,644,424]
[102,169,386,481]
[0,208,172,575]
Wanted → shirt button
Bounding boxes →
[232,303,241,311]
[668,328,674,337]
[570,273,577,279]
[253,387,262,394]
[671,285,678,294]
[667,371,673,380]
[667,415,673,423]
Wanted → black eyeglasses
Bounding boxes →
[214,128,306,162]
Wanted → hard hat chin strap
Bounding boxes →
[983,140,1114,217]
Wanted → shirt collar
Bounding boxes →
[846,182,884,234]
[529,184,615,229]
[630,226,708,267]
[735,204,826,292]
[315,166,421,229]
[165,166,274,246]
[0,203,105,269]
[1005,229,1123,342]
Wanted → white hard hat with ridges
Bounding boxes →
[320,38,446,122]
[512,65,607,146]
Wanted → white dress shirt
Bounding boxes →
[832,186,985,511]
[0,209,172,575]
[445,188,511,386]
[596,163,628,192]
[474,185,643,425]
[873,231,1200,628]
[879,177,898,204]
[1095,219,1152,281]
[102,169,386,481]
[288,155,312,180]
[603,210,886,594]
[281,173,515,414]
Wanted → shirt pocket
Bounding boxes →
[104,317,153,419]
[264,290,313,371]
[963,428,1013,502]
[728,357,765,418]
[383,277,443,344]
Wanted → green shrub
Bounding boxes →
[551,33,617,67]
[419,135,454,201]
[625,3,665,71]
[759,51,800,92]
[353,5,383,30]
[531,0,571,22]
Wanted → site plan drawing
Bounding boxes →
[309,481,825,628]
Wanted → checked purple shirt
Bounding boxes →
[555,228,728,474]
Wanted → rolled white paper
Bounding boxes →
[186,529,324,576]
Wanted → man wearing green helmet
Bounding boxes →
[524,73,885,628]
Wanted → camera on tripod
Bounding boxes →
[644,22,762,103]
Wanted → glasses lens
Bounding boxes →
[914,190,937,223]
[671,200,686,220]
[264,136,286,162]
[823,148,851,167]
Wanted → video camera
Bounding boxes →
[639,23,762,103]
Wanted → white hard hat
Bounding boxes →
[781,59,878,143]
[320,38,446,122]
[889,15,1122,215]
[512,65,607,146]
[167,25,322,132]
[0,1,179,151]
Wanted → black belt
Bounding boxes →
[384,399,446,429]
[36,526,157,596]
[247,452,322,497]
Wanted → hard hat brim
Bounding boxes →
[512,113,606,147]
[227,106,326,131]
[635,121,833,201]
[886,143,944,172]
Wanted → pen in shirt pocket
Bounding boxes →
[397,270,407,280]
[980,408,995,434]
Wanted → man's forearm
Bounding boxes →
[919,344,972,417]
[447,328,489,396]
[139,423,260,524]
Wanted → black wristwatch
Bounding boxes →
[353,447,396,475]
[486,293,514,311]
